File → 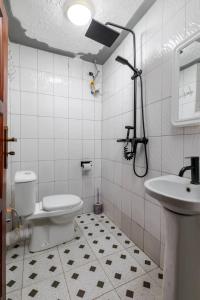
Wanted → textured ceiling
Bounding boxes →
[6,0,156,64]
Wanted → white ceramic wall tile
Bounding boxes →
[20,68,37,92]
[38,50,53,73]
[38,94,54,117]
[21,116,37,139]
[20,46,37,70]
[21,92,37,116]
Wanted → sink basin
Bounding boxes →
[145,175,200,300]
[144,175,200,215]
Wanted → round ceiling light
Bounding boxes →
[65,0,94,26]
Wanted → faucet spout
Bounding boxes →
[178,157,200,184]
[178,166,192,177]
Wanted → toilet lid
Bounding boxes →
[42,194,82,211]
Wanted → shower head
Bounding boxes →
[85,19,120,47]
[116,56,142,79]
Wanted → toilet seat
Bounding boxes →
[43,194,81,211]
[26,194,83,221]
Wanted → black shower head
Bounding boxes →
[116,56,129,66]
[85,19,120,47]
[116,56,142,79]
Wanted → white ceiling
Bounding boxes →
[9,0,143,56]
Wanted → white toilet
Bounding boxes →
[14,171,83,252]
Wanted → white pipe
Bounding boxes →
[6,226,31,247]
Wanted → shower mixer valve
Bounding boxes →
[117,126,148,161]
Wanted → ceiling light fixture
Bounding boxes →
[65,0,94,26]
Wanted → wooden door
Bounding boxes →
[0,0,8,299]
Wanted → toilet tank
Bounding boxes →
[14,171,37,217]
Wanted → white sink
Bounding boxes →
[144,175,200,300]
[144,174,200,215]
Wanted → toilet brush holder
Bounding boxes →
[94,202,103,215]
[93,188,103,215]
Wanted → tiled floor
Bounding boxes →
[6,213,163,300]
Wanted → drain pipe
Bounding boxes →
[6,225,31,247]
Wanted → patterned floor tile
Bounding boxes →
[111,229,134,249]
[99,218,116,231]
[127,246,157,272]
[148,268,164,288]
[94,290,120,299]
[79,221,109,239]
[6,260,23,293]
[88,234,123,258]
[23,249,62,288]
[75,213,99,226]
[116,273,162,300]
[24,239,58,259]
[58,239,96,272]
[6,289,21,300]
[6,241,25,264]
[100,250,145,288]
[22,274,70,300]
[65,261,113,300]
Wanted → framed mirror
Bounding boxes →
[172,31,200,127]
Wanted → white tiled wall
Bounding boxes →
[7,43,102,213]
[102,0,200,266]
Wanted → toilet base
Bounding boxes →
[28,218,76,252]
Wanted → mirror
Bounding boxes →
[172,31,200,127]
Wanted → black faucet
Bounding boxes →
[178,157,200,184]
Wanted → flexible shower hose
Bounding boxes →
[133,75,148,178]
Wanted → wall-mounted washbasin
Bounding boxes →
[145,175,200,300]
[145,175,200,215]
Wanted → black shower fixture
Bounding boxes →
[85,19,120,47]
[115,56,142,80]
[85,19,149,177]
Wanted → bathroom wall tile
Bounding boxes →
[69,99,82,119]
[69,140,82,159]
[21,115,37,139]
[21,139,38,162]
[38,50,53,73]
[162,135,183,174]
[38,117,54,139]
[20,46,37,69]
[83,120,94,140]
[54,181,68,194]
[9,67,20,90]
[68,159,82,180]
[20,68,37,92]
[53,76,68,97]
[69,119,82,140]
[69,58,83,79]
[39,161,54,183]
[38,139,54,161]
[10,43,20,66]
[83,140,95,159]
[10,90,20,115]
[21,92,37,116]
[38,182,54,201]
[54,118,68,139]
[69,78,82,99]
[68,179,82,197]
[54,54,68,76]
[38,94,54,117]
[145,201,161,241]
[54,96,68,118]
[38,72,53,95]
[54,140,68,160]
[55,160,68,181]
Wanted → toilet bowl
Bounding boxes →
[14,171,83,252]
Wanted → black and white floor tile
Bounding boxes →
[116,273,162,299]
[6,213,163,300]
[58,239,96,272]
[127,246,157,272]
[22,274,70,300]
[23,249,63,287]
[65,261,113,299]
[100,250,145,287]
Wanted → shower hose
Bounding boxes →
[124,75,148,178]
